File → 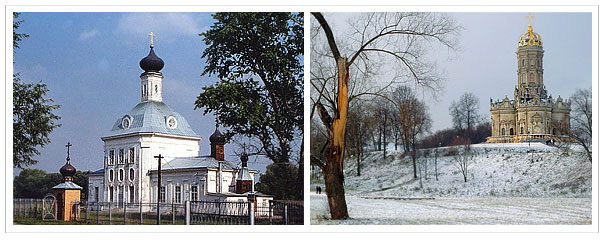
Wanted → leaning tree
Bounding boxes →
[310,12,460,219]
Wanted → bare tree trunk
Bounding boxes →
[412,149,417,179]
[322,58,350,219]
[434,149,438,181]
[297,137,304,199]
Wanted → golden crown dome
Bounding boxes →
[518,24,542,47]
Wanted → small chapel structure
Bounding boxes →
[487,15,571,143]
[87,34,272,208]
[52,142,82,221]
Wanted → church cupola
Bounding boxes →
[210,124,225,161]
[140,32,164,103]
[59,142,77,182]
[236,153,253,194]
[516,14,545,101]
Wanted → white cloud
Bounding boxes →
[116,13,202,43]
[78,29,99,40]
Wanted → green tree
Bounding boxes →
[255,163,300,200]
[13,13,61,169]
[13,169,61,198]
[195,13,303,199]
[14,169,90,199]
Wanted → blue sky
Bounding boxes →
[13,12,284,176]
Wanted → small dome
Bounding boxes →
[139,47,164,72]
[60,162,76,179]
[209,127,226,144]
[518,25,542,47]
[240,153,249,167]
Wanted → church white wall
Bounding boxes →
[88,175,104,203]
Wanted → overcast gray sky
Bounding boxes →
[318,12,592,132]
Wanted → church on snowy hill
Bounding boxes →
[488,18,571,143]
[87,36,272,207]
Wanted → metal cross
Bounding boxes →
[65,142,72,161]
[148,32,155,48]
[525,13,535,26]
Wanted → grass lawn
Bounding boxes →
[13,217,87,225]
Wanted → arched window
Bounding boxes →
[522,59,525,66]
[118,169,124,182]
[523,74,527,83]
[129,168,135,181]
[109,169,115,182]
[502,128,505,136]
[510,128,514,135]
[530,73,535,83]
[521,127,524,134]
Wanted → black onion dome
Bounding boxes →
[240,153,248,166]
[60,162,77,178]
[139,47,164,72]
[209,127,225,144]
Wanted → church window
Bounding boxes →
[109,150,115,165]
[118,169,124,182]
[522,59,525,66]
[118,149,124,164]
[510,128,514,135]
[175,185,182,203]
[129,147,135,164]
[108,169,114,182]
[159,186,166,203]
[501,128,505,136]
[155,85,158,93]
[522,74,527,83]
[530,73,535,83]
[521,127,524,134]
[143,84,147,96]
[129,186,135,203]
[191,185,198,201]
[129,168,135,182]
[95,187,99,202]
[109,186,114,202]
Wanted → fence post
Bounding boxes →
[124,202,127,225]
[85,202,88,223]
[284,204,288,225]
[96,202,100,224]
[248,201,255,225]
[140,201,143,225]
[109,202,112,225]
[185,201,190,225]
[172,202,175,225]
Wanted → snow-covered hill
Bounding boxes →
[317,143,592,198]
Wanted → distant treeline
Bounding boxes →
[419,122,492,149]
[14,168,90,199]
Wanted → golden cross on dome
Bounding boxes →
[525,13,535,26]
[148,32,155,48]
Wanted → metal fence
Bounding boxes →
[15,198,304,225]
[79,202,187,225]
[13,198,47,218]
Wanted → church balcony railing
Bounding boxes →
[486,134,571,143]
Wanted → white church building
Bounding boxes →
[88,39,272,207]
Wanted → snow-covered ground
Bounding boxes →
[311,194,591,225]
[311,142,592,224]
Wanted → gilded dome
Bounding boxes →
[518,24,542,47]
